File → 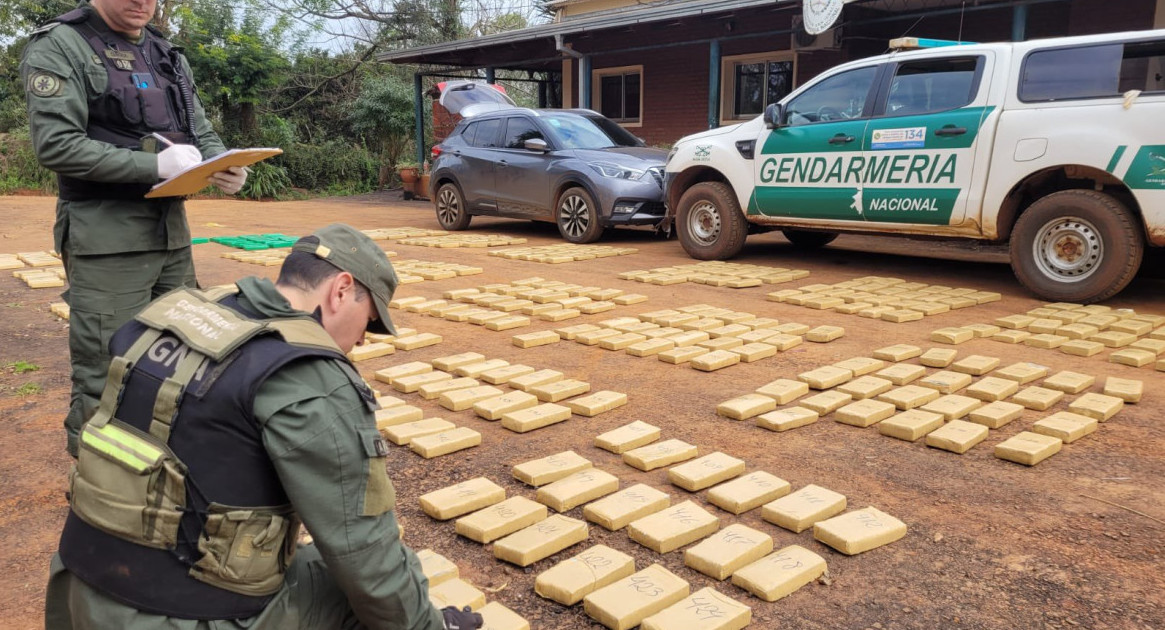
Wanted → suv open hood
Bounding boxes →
[438,80,516,117]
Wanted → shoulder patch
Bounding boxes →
[27,72,64,98]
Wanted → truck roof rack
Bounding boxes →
[889,37,977,50]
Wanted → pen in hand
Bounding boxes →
[151,132,175,148]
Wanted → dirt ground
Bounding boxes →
[0,192,1162,630]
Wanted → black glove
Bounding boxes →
[442,605,483,630]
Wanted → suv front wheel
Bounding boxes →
[1010,189,1143,303]
[557,187,603,243]
[676,182,748,260]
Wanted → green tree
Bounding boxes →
[349,73,415,186]
[172,0,292,142]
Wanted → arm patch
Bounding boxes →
[27,71,64,97]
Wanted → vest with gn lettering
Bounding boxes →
[57,289,371,620]
[49,7,197,200]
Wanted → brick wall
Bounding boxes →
[432,102,459,146]
[554,0,1158,147]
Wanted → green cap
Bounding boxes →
[292,223,398,335]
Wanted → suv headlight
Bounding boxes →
[590,162,645,180]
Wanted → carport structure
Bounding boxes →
[381,0,1160,165]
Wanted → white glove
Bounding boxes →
[157,144,202,179]
[209,166,248,195]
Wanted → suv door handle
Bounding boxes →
[935,126,967,137]
[498,160,509,168]
[829,134,856,145]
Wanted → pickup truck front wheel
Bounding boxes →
[1010,190,1143,303]
[676,182,748,260]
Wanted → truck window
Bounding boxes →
[1020,38,1165,101]
[884,57,981,116]
[785,66,879,126]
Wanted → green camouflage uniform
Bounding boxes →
[20,2,226,457]
[44,277,445,630]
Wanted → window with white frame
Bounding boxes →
[593,66,642,125]
[721,52,796,122]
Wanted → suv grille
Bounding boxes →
[646,166,664,188]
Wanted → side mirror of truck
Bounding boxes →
[524,138,549,152]
[764,103,785,129]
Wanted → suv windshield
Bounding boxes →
[583,114,643,147]
[540,113,620,150]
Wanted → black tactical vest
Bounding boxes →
[52,7,197,201]
[58,292,357,620]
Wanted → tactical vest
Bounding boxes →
[50,7,197,201]
[58,287,374,620]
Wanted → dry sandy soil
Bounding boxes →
[0,192,1162,630]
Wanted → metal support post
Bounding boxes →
[1012,5,1028,42]
[581,55,592,109]
[708,39,721,129]
[414,73,425,167]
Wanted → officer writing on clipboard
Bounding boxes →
[20,0,248,458]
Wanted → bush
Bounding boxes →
[281,140,378,193]
[0,130,55,194]
[239,161,291,200]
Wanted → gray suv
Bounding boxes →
[429,108,667,243]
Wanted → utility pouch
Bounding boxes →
[192,504,298,596]
[138,84,172,130]
[71,419,187,550]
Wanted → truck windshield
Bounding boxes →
[540,113,620,149]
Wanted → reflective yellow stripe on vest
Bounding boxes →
[81,423,165,473]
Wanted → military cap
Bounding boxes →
[293,223,398,334]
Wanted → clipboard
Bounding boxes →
[146,148,283,198]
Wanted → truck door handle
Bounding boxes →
[829,134,856,145]
[935,126,967,137]
[498,160,509,168]
[452,150,461,156]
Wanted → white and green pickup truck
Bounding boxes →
[664,31,1165,302]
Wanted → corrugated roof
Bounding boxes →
[377,0,791,63]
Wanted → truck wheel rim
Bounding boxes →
[437,188,460,225]
[559,195,590,238]
[688,201,721,245]
[1033,216,1102,282]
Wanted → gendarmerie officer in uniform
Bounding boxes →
[20,0,249,457]
[45,224,483,630]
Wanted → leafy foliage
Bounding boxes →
[0,0,547,198]
[0,129,56,194]
[349,74,415,185]
[282,140,379,192]
[239,161,292,199]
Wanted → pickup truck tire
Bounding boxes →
[676,182,748,260]
[557,187,603,244]
[435,182,471,230]
[1010,190,1143,303]
[782,229,839,248]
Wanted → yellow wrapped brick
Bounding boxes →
[535,544,636,606]
[512,450,592,487]
[584,564,689,630]
[813,506,907,555]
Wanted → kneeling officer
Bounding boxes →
[45,224,481,630]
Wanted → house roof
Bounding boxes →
[377,0,792,67]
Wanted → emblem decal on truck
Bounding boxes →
[1124,146,1165,190]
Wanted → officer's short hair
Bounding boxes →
[277,236,369,301]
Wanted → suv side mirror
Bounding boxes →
[764,103,785,129]
[524,138,549,152]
